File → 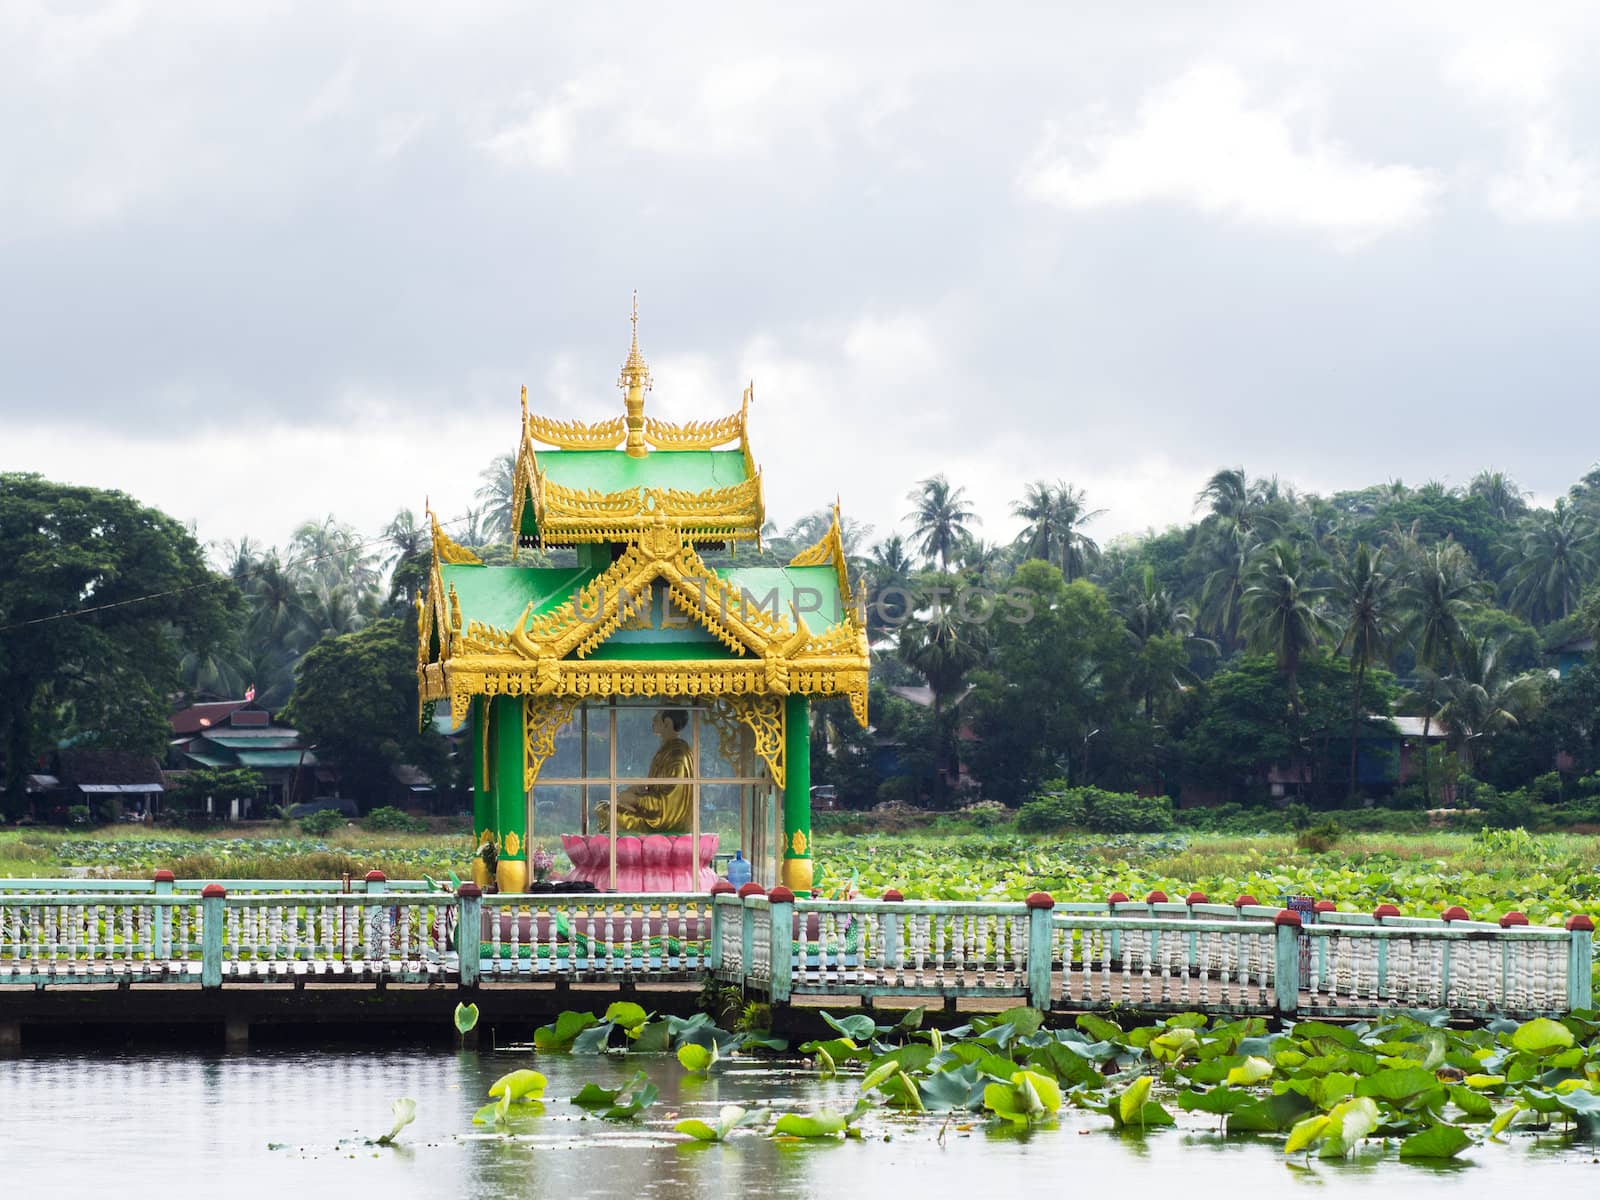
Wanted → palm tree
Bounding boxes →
[476,453,518,545]
[382,509,430,613]
[865,536,915,641]
[1399,541,1484,676]
[955,535,1008,580]
[1331,544,1400,801]
[1504,501,1598,624]
[1195,529,1259,650]
[905,474,978,570]
[1116,565,1214,722]
[1238,541,1331,711]
[1397,540,1486,804]
[1011,480,1104,580]
[1468,469,1530,523]
[1435,635,1545,772]
[288,516,378,602]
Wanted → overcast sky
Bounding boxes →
[4,2,1598,565]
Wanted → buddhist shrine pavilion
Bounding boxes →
[416,304,869,895]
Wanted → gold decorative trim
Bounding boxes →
[526,412,628,450]
[788,501,857,616]
[431,511,481,565]
[704,696,785,788]
[523,695,581,790]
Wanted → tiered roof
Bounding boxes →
[417,302,869,731]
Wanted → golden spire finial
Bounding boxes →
[620,290,651,458]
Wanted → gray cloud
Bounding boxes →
[3,1,1599,556]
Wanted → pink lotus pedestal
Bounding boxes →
[559,833,719,891]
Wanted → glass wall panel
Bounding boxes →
[540,707,608,781]
[698,782,742,865]
[530,784,586,872]
[695,710,742,779]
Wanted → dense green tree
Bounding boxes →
[1176,655,1399,805]
[963,562,1132,803]
[1350,492,1506,582]
[282,617,449,810]
[905,474,978,570]
[165,766,265,815]
[0,475,235,814]
[895,575,989,806]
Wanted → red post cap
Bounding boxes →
[1441,905,1471,922]
[709,879,736,896]
[457,883,482,899]
[1499,911,1529,927]
[200,884,227,899]
[768,885,796,903]
[1313,900,1337,914]
[1274,909,1302,928]
[1107,891,1129,905]
[1234,894,1259,907]
[1373,903,1401,919]
[365,870,387,883]
[1025,891,1056,910]
[1145,890,1169,904]
[1565,914,1595,932]
[737,882,766,899]
[152,869,175,883]
[1185,891,1207,905]
[881,889,904,902]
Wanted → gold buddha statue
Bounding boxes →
[595,709,695,833]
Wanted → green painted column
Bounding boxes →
[491,695,528,893]
[470,697,494,889]
[781,694,812,895]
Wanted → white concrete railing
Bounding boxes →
[475,893,714,980]
[1,879,1593,1018]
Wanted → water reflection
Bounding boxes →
[0,1049,1595,1199]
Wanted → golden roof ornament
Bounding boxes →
[620,292,651,458]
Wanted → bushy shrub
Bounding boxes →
[1528,772,1564,804]
[1295,817,1343,853]
[299,808,346,836]
[66,805,92,827]
[1017,783,1174,834]
[362,806,426,834]
[1282,801,1313,831]
[1016,782,1084,833]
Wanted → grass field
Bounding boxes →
[2,825,1596,926]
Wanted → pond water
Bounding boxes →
[3,1049,1597,1197]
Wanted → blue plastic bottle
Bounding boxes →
[726,850,752,888]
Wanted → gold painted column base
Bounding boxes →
[781,857,813,895]
[497,860,528,895]
[470,859,490,889]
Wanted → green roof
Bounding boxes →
[234,750,314,768]
[441,562,848,649]
[182,752,232,768]
[202,734,302,751]
[538,449,749,493]
[441,564,594,627]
